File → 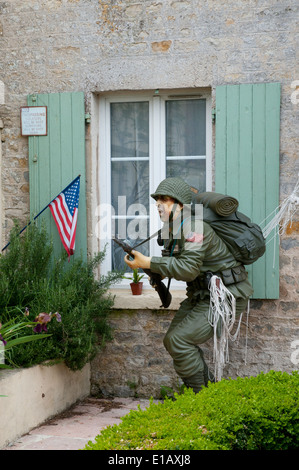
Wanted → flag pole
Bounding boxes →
[1,175,81,252]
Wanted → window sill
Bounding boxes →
[108,287,186,310]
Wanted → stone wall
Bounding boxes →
[0,0,298,396]
[0,117,3,246]
[91,309,177,398]
[0,0,298,241]
[90,294,299,399]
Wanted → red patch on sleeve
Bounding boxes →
[185,232,204,243]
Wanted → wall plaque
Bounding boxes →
[20,106,47,136]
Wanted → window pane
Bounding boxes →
[110,101,150,273]
[112,218,149,272]
[111,102,149,158]
[166,159,206,192]
[166,99,206,156]
[111,160,149,210]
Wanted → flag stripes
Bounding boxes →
[49,176,80,257]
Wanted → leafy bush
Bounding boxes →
[84,371,299,450]
[0,222,122,370]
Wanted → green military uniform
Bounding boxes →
[150,178,253,393]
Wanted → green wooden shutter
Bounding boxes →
[28,92,87,261]
[215,83,280,299]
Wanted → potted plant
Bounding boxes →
[123,269,144,295]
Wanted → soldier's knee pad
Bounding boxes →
[163,331,172,352]
[163,330,179,354]
[163,330,185,356]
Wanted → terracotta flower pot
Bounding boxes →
[130,282,143,295]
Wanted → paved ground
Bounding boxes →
[3,396,153,451]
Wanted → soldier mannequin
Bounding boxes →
[124,177,253,393]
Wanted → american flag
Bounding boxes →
[49,176,80,257]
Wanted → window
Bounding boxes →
[98,89,212,284]
[27,85,280,299]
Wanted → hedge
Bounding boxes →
[84,370,299,450]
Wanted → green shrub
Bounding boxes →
[0,222,53,308]
[0,222,122,370]
[84,371,299,451]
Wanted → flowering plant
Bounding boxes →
[33,311,61,333]
[0,308,61,368]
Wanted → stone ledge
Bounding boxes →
[0,362,90,449]
[108,288,186,310]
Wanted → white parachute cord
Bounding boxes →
[244,300,250,365]
[262,175,299,240]
[261,176,299,269]
[208,275,238,382]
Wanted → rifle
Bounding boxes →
[113,236,172,308]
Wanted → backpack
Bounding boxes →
[190,189,266,265]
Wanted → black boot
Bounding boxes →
[182,370,205,393]
[197,347,215,386]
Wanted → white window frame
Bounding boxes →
[98,89,212,288]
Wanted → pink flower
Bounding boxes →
[33,312,61,333]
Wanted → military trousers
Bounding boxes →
[163,295,248,381]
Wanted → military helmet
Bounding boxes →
[151,177,192,205]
